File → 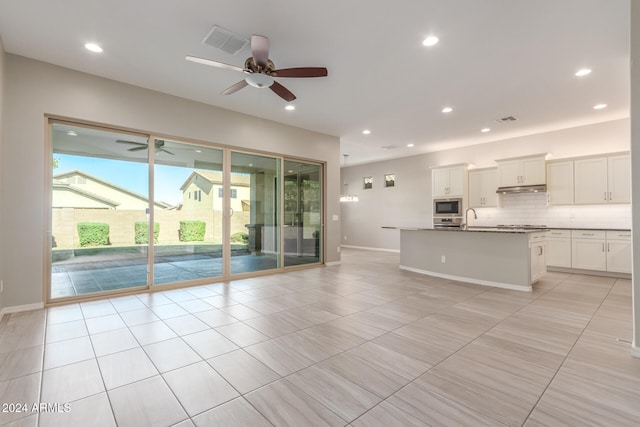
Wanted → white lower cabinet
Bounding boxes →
[529,232,547,283]
[545,230,571,268]
[569,229,631,274]
[606,231,632,274]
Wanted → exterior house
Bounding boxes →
[179,170,250,212]
[53,170,172,210]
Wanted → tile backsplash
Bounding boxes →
[472,192,631,229]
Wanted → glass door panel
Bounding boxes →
[283,161,322,266]
[152,140,224,285]
[230,152,281,274]
[50,123,149,298]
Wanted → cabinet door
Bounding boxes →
[606,240,632,274]
[497,160,521,187]
[546,238,571,268]
[468,171,483,207]
[521,157,546,185]
[574,158,608,204]
[571,239,606,271]
[546,161,573,205]
[432,168,449,197]
[608,155,631,203]
[530,243,546,283]
[482,169,498,207]
[448,166,465,197]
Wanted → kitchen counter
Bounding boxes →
[398,228,547,292]
[382,226,548,234]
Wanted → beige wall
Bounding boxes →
[341,118,630,251]
[0,37,5,313]
[630,2,639,356]
[1,54,341,308]
[52,208,250,248]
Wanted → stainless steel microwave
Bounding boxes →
[433,198,463,217]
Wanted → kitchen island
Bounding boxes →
[395,227,547,292]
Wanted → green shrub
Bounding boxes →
[77,222,110,247]
[230,232,249,243]
[179,220,206,242]
[135,222,160,244]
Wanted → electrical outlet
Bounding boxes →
[441,255,446,263]
[337,246,341,253]
[344,235,347,241]
[0,279,3,293]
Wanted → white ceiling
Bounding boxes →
[0,0,630,166]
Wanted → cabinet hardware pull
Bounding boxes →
[583,233,594,236]
[602,243,605,252]
[609,192,612,201]
[607,243,610,252]
[604,192,607,201]
[538,246,543,256]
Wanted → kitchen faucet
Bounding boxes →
[464,207,477,230]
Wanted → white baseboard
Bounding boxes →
[0,302,45,320]
[632,345,640,359]
[399,265,532,292]
[324,261,342,266]
[341,245,400,253]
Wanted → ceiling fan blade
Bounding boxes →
[158,148,174,155]
[116,139,146,147]
[185,55,245,73]
[222,80,249,95]
[273,67,328,78]
[251,35,270,67]
[270,81,296,102]
[128,146,148,152]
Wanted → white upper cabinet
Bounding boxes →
[432,165,466,197]
[496,155,546,187]
[608,155,631,203]
[574,154,630,204]
[468,168,498,207]
[546,161,574,205]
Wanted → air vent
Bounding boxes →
[496,115,519,123]
[202,25,249,55]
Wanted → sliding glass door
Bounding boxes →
[49,121,324,301]
[50,123,150,298]
[230,151,281,275]
[283,160,323,266]
[152,139,224,285]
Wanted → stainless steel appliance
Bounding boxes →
[433,198,463,217]
[433,217,464,229]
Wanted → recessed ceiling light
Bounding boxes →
[481,128,491,133]
[362,129,371,135]
[422,36,439,47]
[575,68,592,77]
[593,103,607,110]
[407,143,415,147]
[441,107,453,113]
[285,105,295,111]
[84,43,103,53]
[248,163,253,167]
[66,131,77,136]
[287,170,294,173]
[194,149,202,153]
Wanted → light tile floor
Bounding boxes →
[0,248,638,426]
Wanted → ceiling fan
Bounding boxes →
[116,139,174,155]
[185,34,328,102]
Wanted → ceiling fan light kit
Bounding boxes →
[186,34,327,102]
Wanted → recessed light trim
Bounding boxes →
[84,43,103,53]
[422,36,439,47]
[575,68,592,77]
[407,143,415,148]
[481,128,491,133]
[441,107,453,113]
[362,129,371,135]
[66,131,78,136]
[593,103,607,110]
[285,105,295,111]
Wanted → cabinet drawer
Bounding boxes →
[529,232,547,243]
[571,230,606,239]
[606,230,631,241]
[547,229,570,238]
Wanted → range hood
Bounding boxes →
[496,184,547,194]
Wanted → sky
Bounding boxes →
[54,154,195,206]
